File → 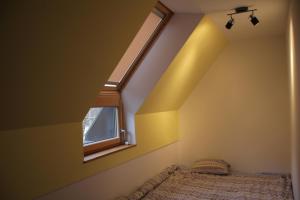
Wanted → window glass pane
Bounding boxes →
[108,11,163,83]
[82,107,119,145]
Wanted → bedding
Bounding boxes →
[118,166,293,200]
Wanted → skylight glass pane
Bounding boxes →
[108,11,163,83]
[82,107,119,145]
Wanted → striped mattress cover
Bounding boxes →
[117,165,293,200]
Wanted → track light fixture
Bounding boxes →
[225,15,234,29]
[249,11,259,26]
[225,6,259,29]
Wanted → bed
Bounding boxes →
[117,165,293,200]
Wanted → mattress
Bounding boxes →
[118,166,293,200]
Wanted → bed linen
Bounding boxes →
[119,166,293,200]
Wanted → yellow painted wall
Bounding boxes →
[134,18,228,170]
[135,111,179,150]
[138,16,228,114]
[179,36,290,173]
[0,0,164,199]
[0,12,228,200]
[39,143,179,200]
[0,111,178,200]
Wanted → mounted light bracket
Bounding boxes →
[225,6,259,29]
[227,6,257,16]
[235,6,249,13]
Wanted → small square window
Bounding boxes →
[82,91,124,156]
[83,107,119,146]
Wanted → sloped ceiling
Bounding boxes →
[137,0,290,114]
[0,0,156,130]
[161,0,289,40]
[138,16,228,114]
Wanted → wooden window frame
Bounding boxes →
[83,91,125,156]
[105,1,173,92]
[84,1,173,157]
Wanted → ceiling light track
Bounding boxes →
[227,7,257,16]
[225,6,259,29]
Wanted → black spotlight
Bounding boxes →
[225,17,234,29]
[250,14,259,26]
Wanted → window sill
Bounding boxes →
[83,144,136,163]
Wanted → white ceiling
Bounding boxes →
[161,0,290,41]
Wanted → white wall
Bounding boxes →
[288,0,300,199]
[38,143,178,200]
[179,35,291,174]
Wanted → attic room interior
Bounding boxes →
[1,0,300,199]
